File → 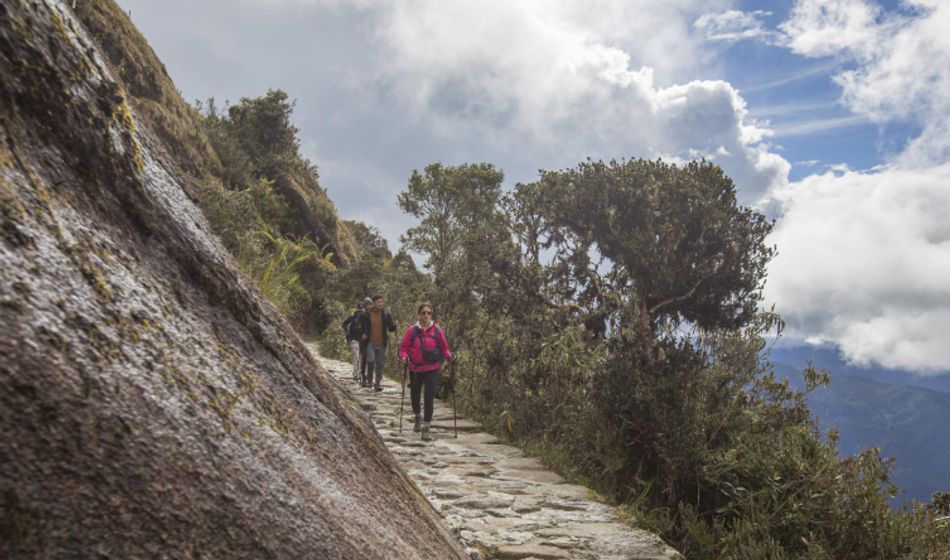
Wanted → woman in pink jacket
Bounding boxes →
[399,302,453,441]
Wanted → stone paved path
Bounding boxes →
[310,349,680,560]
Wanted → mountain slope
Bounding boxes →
[776,363,950,504]
[73,0,358,270]
[0,1,463,557]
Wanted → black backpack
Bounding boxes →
[346,311,364,340]
[412,326,443,364]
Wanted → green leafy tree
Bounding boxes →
[537,158,775,345]
[222,89,300,176]
[397,163,514,361]
[398,162,505,287]
[345,221,392,261]
[932,492,950,516]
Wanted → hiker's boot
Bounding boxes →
[421,425,432,441]
[374,383,382,392]
[413,414,422,432]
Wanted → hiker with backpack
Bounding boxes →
[342,298,371,383]
[399,302,453,441]
[360,295,399,391]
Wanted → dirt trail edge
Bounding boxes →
[309,347,680,560]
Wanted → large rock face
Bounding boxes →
[0,1,465,558]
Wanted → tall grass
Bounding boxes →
[237,228,334,323]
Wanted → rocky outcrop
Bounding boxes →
[0,1,464,557]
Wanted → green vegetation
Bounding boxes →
[190,91,349,329]
[392,159,950,559]
[75,0,222,179]
[76,1,357,334]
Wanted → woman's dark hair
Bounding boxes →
[417,302,433,314]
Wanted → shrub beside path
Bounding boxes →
[309,348,680,560]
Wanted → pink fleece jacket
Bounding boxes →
[399,322,452,372]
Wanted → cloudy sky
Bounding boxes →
[112,0,950,375]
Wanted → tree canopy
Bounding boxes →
[538,158,774,341]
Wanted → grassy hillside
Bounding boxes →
[73,0,358,332]
[73,0,221,179]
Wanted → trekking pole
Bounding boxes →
[451,358,458,438]
[398,360,408,433]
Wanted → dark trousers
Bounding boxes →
[367,345,386,385]
[410,368,440,423]
[359,340,369,383]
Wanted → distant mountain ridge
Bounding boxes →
[773,356,950,505]
[771,345,950,394]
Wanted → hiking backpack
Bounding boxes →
[346,311,364,340]
[412,326,442,364]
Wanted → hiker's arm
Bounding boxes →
[438,329,452,361]
[398,328,412,363]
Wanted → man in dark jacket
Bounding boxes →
[360,295,398,391]
[341,298,371,383]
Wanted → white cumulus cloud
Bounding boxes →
[779,0,886,58]
[766,0,950,373]
[766,164,950,373]
[373,0,787,202]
